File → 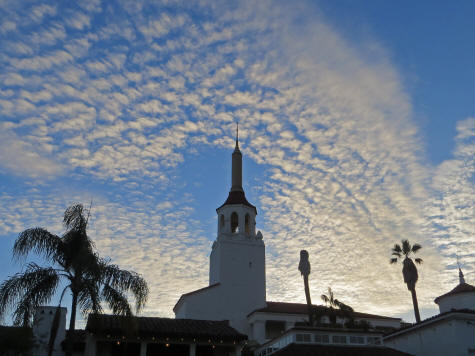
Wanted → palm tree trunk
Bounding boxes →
[303,275,313,326]
[410,288,421,323]
[65,292,78,356]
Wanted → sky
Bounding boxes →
[0,0,474,327]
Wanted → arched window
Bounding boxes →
[231,212,239,233]
[245,214,251,235]
[220,214,225,229]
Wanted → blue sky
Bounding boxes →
[0,0,474,326]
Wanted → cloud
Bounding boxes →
[0,0,471,323]
[0,125,63,178]
[426,118,475,288]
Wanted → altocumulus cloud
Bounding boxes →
[0,0,472,321]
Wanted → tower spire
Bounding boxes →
[457,255,466,284]
[231,123,243,192]
[459,268,466,284]
[235,122,239,150]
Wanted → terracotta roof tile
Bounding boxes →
[249,302,400,321]
[86,314,247,342]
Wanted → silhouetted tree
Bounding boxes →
[321,287,353,324]
[390,239,423,323]
[298,250,314,325]
[0,204,149,356]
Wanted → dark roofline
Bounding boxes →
[269,343,415,356]
[384,309,475,339]
[86,314,247,342]
[173,283,220,313]
[248,301,401,321]
[434,282,475,303]
[217,190,257,214]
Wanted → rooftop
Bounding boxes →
[434,282,475,304]
[86,314,247,342]
[266,343,414,356]
[249,301,401,321]
[384,309,475,339]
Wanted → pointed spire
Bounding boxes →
[234,122,240,151]
[231,122,243,192]
[459,268,466,284]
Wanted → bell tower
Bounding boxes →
[210,125,266,317]
[174,125,266,335]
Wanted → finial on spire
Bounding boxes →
[457,255,465,284]
[459,268,466,284]
[235,122,239,149]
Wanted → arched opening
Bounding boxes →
[231,212,239,233]
[220,214,225,229]
[245,214,251,235]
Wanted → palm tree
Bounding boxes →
[298,250,313,325]
[0,204,149,355]
[390,239,423,323]
[321,287,353,324]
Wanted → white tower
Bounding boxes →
[174,127,266,334]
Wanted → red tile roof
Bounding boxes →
[434,282,475,303]
[249,301,400,321]
[86,314,247,342]
[269,343,414,356]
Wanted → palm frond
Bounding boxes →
[13,228,63,262]
[391,251,402,258]
[321,294,329,304]
[338,302,354,313]
[402,240,411,255]
[101,263,148,312]
[77,278,102,316]
[101,285,132,316]
[2,264,60,326]
[392,244,402,254]
[411,244,422,254]
[390,258,398,264]
[63,204,87,231]
[414,258,423,265]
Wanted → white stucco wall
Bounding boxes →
[176,203,266,336]
[248,311,401,345]
[384,313,475,356]
[436,292,475,313]
[32,306,67,356]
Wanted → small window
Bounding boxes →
[220,214,225,228]
[314,334,329,343]
[231,212,239,233]
[332,335,347,344]
[296,334,311,343]
[245,214,251,235]
[350,336,365,344]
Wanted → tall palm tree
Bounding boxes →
[390,239,423,323]
[298,250,313,326]
[321,287,353,324]
[0,204,149,355]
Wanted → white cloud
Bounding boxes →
[0,126,63,178]
[0,0,471,323]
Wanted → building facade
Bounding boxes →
[384,269,475,356]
